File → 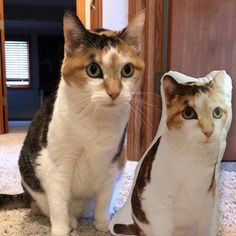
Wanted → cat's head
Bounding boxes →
[163,72,228,143]
[61,11,145,108]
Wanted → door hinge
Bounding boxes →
[0,20,4,30]
[2,96,7,107]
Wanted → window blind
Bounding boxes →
[5,40,30,82]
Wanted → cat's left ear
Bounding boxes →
[120,10,146,52]
[212,71,226,95]
[63,11,89,55]
[163,75,179,105]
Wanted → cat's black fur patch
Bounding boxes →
[114,220,142,235]
[65,11,121,51]
[85,31,120,49]
[131,137,161,224]
[181,83,210,96]
[0,192,31,210]
[208,161,217,192]
[166,76,211,98]
[19,93,57,193]
[113,137,161,235]
[92,28,109,33]
[112,126,127,163]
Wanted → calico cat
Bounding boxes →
[18,11,145,236]
[111,71,229,236]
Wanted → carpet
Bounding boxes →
[0,131,236,235]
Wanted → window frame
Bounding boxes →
[5,35,31,89]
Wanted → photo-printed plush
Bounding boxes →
[110,70,232,236]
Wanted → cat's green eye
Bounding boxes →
[213,107,222,119]
[86,63,103,78]
[182,106,198,120]
[121,64,134,78]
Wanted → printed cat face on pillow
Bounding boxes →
[163,72,228,145]
[61,11,145,108]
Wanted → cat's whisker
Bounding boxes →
[131,99,162,112]
[131,91,161,99]
[75,102,94,119]
[69,94,90,102]
[130,101,154,131]
[69,101,90,114]
[129,106,154,133]
[75,97,92,106]
[66,98,91,113]
[131,91,161,97]
[92,103,99,119]
[131,102,155,130]
[130,101,161,117]
[82,104,96,119]
[129,93,162,113]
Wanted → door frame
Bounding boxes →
[77,0,102,29]
[127,0,163,160]
[90,0,102,29]
[76,0,86,25]
[0,0,8,134]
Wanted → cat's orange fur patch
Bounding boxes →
[166,98,185,129]
[61,37,144,92]
[61,50,90,86]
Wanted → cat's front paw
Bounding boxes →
[70,215,78,229]
[51,233,70,236]
[94,220,110,232]
[51,224,71,236]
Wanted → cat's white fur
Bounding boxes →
[23,77,130,236]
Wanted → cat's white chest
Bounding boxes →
[142,135,218,228]
[40,79,130,199]
[70,129,119,198]
[51,110,127,199]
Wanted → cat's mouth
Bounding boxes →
[100,101,118,108]
[99,98,130,108]
[102,101,128,109]
[204,139,211,144]
[201,138,214,144]
[104,103,115,107]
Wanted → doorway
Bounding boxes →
[2,0,75,127]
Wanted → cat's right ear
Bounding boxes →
[120,10,146,52]
[63,11,88,55]
[163,76,179,105]
[212,71,226,95]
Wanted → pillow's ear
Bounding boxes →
[120,10,146,52]
[63,11,89,55]
[162,75,180,105]
[212,71,226,95]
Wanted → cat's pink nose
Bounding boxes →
[107,90,120,100]
[203,130,213,138]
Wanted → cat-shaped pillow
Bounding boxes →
[110,71,232,236]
